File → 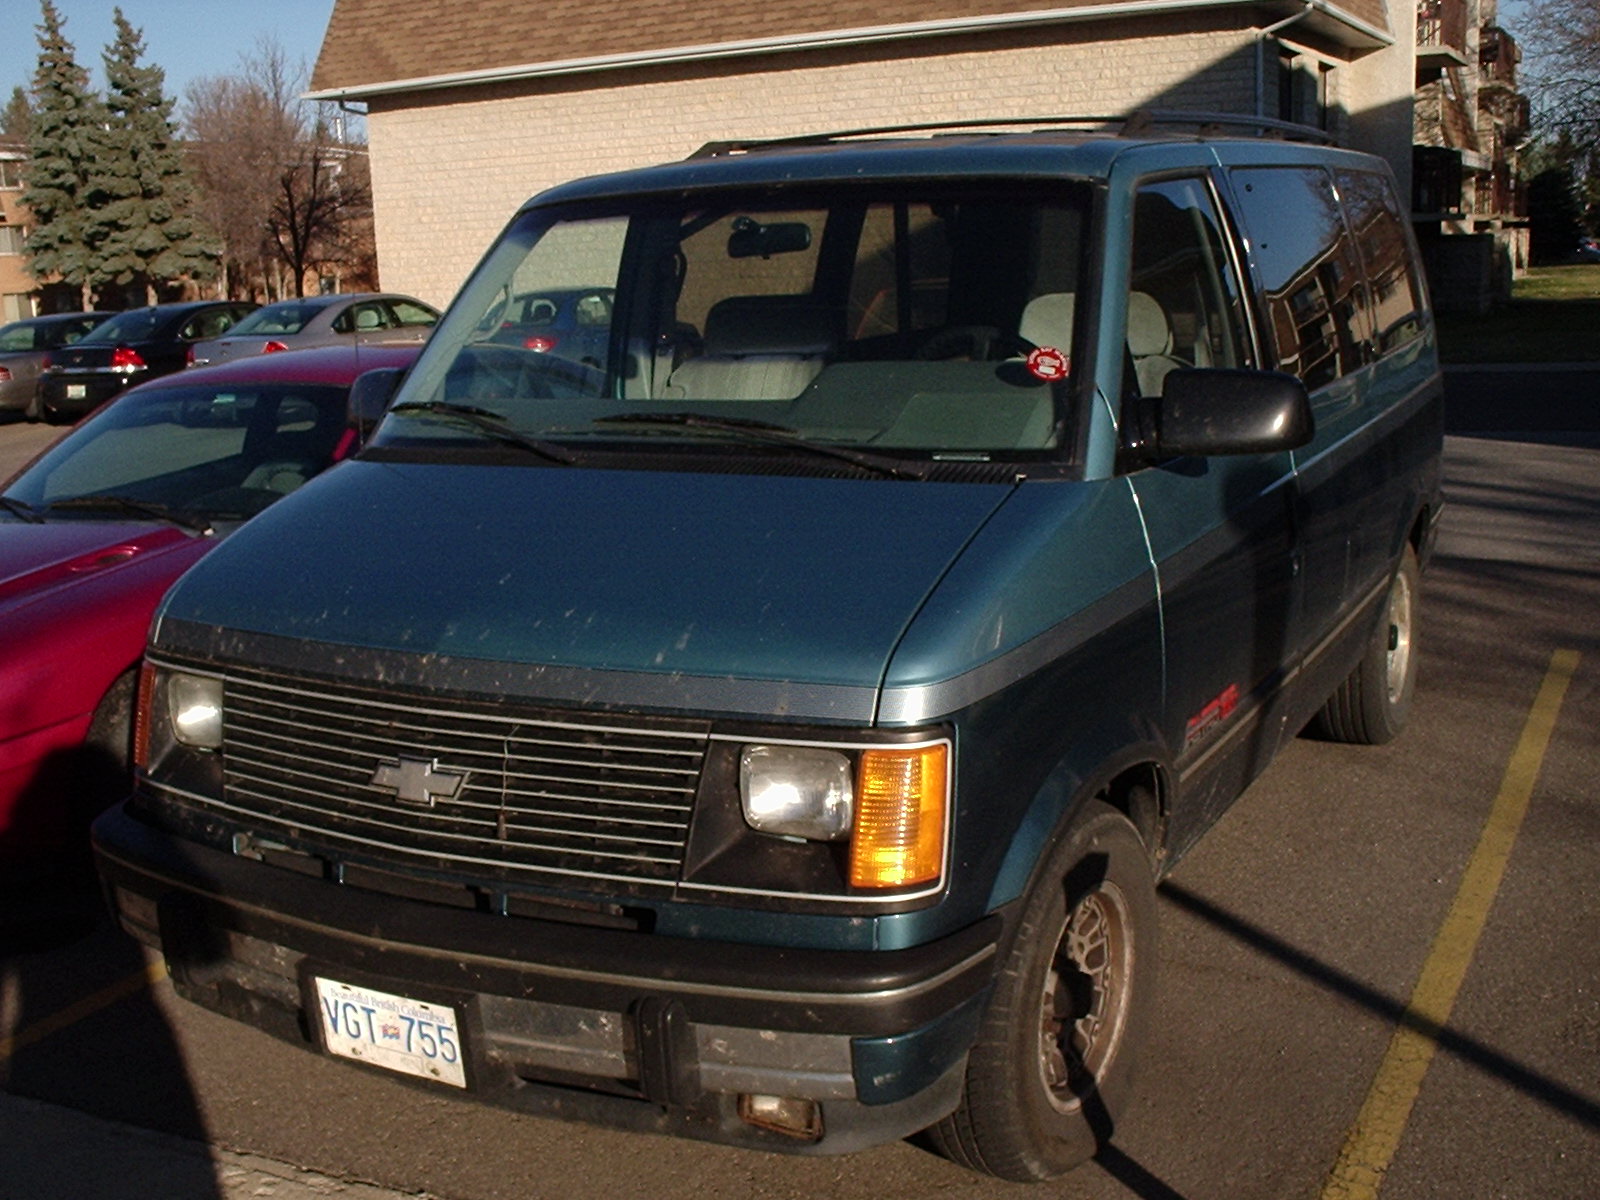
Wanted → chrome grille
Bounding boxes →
[213,673,710,891]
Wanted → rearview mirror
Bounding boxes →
[727,217,812,259]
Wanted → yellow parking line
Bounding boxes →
[1320,648,1581,1200]
[0,958,169,1064]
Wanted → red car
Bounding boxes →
[0,343,419,888]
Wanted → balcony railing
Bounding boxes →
[1480,25,1521,88]
[1417,0,1468,54]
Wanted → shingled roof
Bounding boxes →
[310,0,1394,98]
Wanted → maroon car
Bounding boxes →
[0,343,419,887]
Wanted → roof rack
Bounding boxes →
[689,109,1333,159]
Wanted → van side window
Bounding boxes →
[1127,177,1251,399]
[1335,168,1427,356]
[1229,166,1368,389]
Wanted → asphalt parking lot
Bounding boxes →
[1,368,1597,1200]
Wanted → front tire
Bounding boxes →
[1315,545,1420,745]
[926,800,1158,1181]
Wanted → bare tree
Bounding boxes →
[1520,0,1600,154]
[266,123,374,297]
[182,37,373,299]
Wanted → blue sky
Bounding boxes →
[3,0,336,106]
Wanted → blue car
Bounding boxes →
[96,114,1443,1181]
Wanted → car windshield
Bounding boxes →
[2,381,352,520]
[378,181,1091,463]
[229,302,326,336]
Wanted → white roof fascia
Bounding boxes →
[305,0,1393,102]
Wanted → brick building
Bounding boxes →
[0,141,36,323]
[307,0,1416,308]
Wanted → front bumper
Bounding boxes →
[92,802,999,1154]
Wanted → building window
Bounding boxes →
[0,160,24,189]
[1278,49,1333,130]
[0,225,28,255]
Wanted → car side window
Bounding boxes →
[1228,166,1369,389]
[388,300,439,328]
[1126,177,1252,399]
[1334,168,1427,357]
[184,309,241,340]
[352,303,389,332]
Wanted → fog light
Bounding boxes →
[738,1093,823,1141]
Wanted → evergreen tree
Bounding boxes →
[20,1,102,306]
[87,8,217,302]
[1,87,32,140]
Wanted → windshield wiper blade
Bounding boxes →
[46,495,214,535]
[389,401,577,465]
[594,412,927,480]
[0,495,44,523]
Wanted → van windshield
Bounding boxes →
[379,182,1092,463]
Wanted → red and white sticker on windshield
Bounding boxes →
[1026,346,1070,381]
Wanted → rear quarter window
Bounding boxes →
[1334,168,1427,356]
[1229,166,1368,389]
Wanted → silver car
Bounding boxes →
[0,311,114,418]
[187,293,438,367]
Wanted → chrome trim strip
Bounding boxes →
[149,630,880,724]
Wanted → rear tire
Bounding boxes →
[926,800,1157,1181]
[1315,546,1420,745]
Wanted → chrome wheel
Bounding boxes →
[1384,567,1414,705]
[1039,881,1135,1113]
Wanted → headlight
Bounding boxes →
[740,745,853,841]
[738,739,950,891]
[168,672,224,748]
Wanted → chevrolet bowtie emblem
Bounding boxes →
[370,756,466,807]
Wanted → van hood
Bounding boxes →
[156,461,1018,715]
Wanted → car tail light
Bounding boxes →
[523,334,558,353]
[263,340,289,353]
[0,366,10,382]
[110,345,145,371]
[39,352,52,370]
[185,346,195,366]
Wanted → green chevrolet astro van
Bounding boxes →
[95,114,1443,1180]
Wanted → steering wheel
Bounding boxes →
[915,325,1039,362]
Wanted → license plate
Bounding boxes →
[66,383,87,399]
[313,977,467,1087]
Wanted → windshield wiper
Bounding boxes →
[46,495,214,536]
[0,495,44,524]
[593,412,928,480]
[388,401,577,465]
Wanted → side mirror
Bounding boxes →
[346,367,406,443]
[1125,368,1314,460]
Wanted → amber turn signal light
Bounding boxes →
[848,743,948,889]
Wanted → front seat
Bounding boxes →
[662,296,837,401]
[1127,291,1187,396]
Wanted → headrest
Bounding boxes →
[1126,292,1172,357]
[1020,292,1076,348]
[701,295,838,357]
